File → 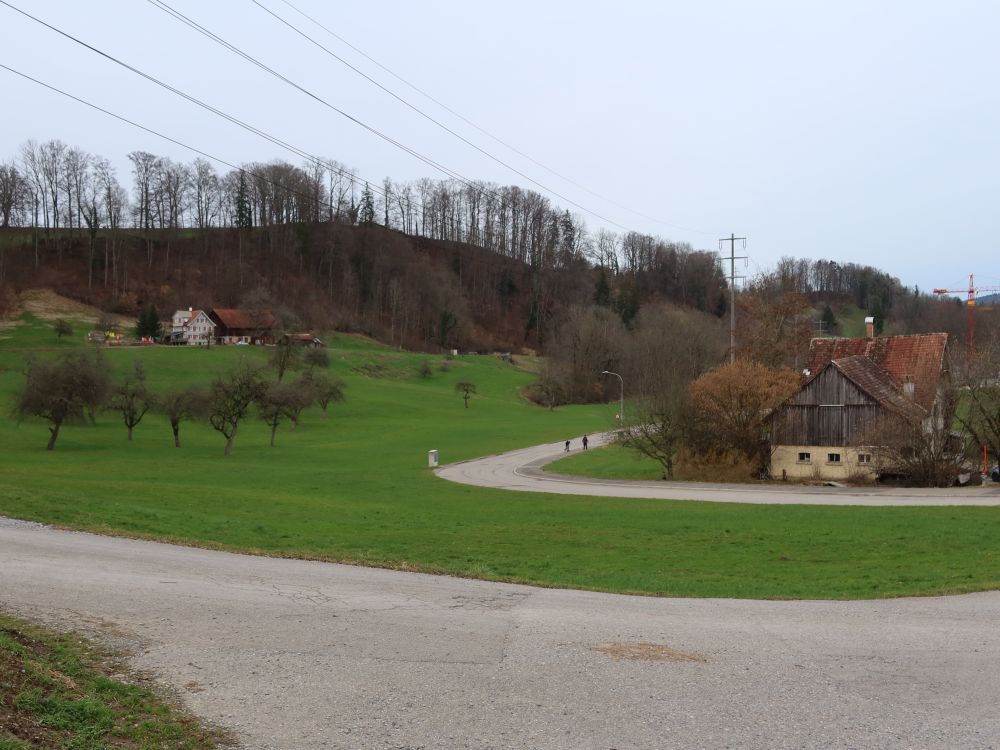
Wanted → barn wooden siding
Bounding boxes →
[771,366,884,446]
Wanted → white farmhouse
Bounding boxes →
[170,308,216,345]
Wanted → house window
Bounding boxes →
[827,453,842,464]
[858,453,872,464]
[797,452,811,463]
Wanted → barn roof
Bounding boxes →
[804,333,947,412]
[210,308,275,330]
[829,356,927,421]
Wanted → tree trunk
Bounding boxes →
[127,424,134,441]
[46,422,61,451]
[270,421,278,447]
[224,422,238,456]
[172,421,181,448]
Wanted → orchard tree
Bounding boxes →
[284,372,317,429]
[52,318,73,339]
[207,362,267,455]
[256,382,299,447]
[269,338,301,382]
[160,386,207,448]
[301,371,344,416]
[110,361,157,441]
[455,381,477,408]
[13,351,110,450]
[303,347,330,370]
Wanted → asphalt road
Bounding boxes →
[2,518,1000,749]
[436,433,1000,506]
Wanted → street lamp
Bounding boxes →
[601,370,623,429]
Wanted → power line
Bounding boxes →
[0,0,394,200]
[0,0,480,195]
[248,0,702,235]
[0,0,703,246]
[147,0,638,233]
[270,0,715,236]
[0,62,384,213]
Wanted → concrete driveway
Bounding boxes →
[2,518,999,749]
[436,433,1000,505]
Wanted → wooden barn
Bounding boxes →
[769,329,948,480]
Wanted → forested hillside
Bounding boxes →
[0,138,979,355]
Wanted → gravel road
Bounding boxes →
[436,433,1000,505]
[2,522,999,749]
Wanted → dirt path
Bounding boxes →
[2,520,999,749]
[436,432,1000,505]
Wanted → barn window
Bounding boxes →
[858,453,872,464]
[797,452,811,463]
[827,453,842,464]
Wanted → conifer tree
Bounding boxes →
[359,183,375,226]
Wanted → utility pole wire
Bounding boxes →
[719,233,747,363]
[0,63,386,213]
[269,0,716,236]
[0,0,387,202]
[149,0,638,234]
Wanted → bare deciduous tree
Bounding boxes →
[256,382,298,447]
[208,362,267,455]
[160,386,207,448]
[304,371,345,416]
[13,352,110,450]
[455,381,477,408]
[52,319,73,339]
[621,306,727,479]
[110,361,156,441]
[866,386,969,487]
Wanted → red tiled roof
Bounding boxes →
[210,308,275,330]
[804,333,947,412]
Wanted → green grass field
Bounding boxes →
[547,443,664,480]
[1,319,1000,600]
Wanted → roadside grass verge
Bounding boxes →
[546,442,665,480]
[1,331,999,599]
[0,612,227,749]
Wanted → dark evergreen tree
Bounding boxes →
[359,183,376,226]
[134,304,163,340]
[235,172,253,230]
[821,304,838,335]
[614,285,641,329]
[594,270,612,307]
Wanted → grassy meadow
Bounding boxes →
[547,443,665,480]
[1,311,1000,599]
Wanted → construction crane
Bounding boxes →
[932,273,1000,358]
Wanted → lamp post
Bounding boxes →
[601,370,623,430]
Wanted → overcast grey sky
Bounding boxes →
[2,0,998,295]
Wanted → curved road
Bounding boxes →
[2,518,999,749]
[436,432,1000,505]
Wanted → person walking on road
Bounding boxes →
[565,440,571,452]
[582,435,589,450]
